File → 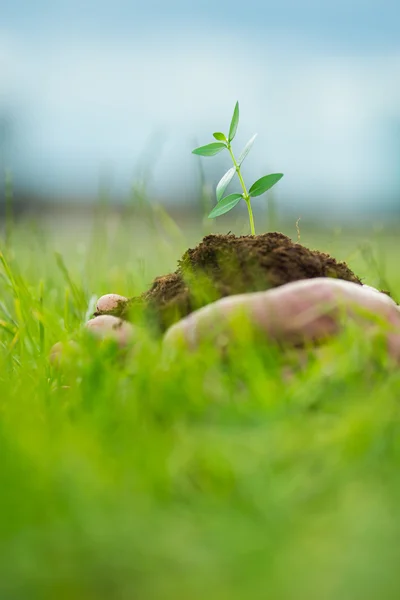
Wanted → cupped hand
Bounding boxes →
[74,278,400,362]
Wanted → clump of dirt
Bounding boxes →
[104,233,363,330]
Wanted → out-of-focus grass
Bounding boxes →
[1,210,400,600]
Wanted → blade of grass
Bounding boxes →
[55,252,87,313]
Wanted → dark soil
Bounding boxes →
[98,233,363,330]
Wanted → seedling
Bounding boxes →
[192,102,283,235]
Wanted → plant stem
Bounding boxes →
[244,196,256,236]
[227,144,256,235]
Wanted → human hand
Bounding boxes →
[74,279,400,363]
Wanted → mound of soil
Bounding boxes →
[99,233,362,330]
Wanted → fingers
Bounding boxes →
[95,293,128,315]
[85,315,134,346]
[50,314,134,366]
[164,278,400,361]
[88,294,133,346]
[49,340,80,366]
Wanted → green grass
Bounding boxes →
[1,213,400,599]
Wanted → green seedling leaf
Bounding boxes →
[208,193,243,219]
[228,101,239,142]
[238,134,257,165]
[213,132,227,142]
[192,143,226,157]
[249,173,284,197]
[216,167,236,202]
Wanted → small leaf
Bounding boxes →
[213,132,227,142]
[216,167,236,202]
[208,193,243,219]
[249,173,284,197]
[238,134,257,165]
[228,101,239,142]
[192,143,226,157]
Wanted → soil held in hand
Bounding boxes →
[102,233,362,330]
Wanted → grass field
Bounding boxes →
[1,210,400,599]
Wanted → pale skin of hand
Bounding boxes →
[69,278,400,363]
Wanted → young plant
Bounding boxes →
[192,102,283,235]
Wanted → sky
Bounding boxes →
[1,0,400,214]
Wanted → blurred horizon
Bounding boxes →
[1,0,400,217]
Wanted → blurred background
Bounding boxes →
[1,0,400,222]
